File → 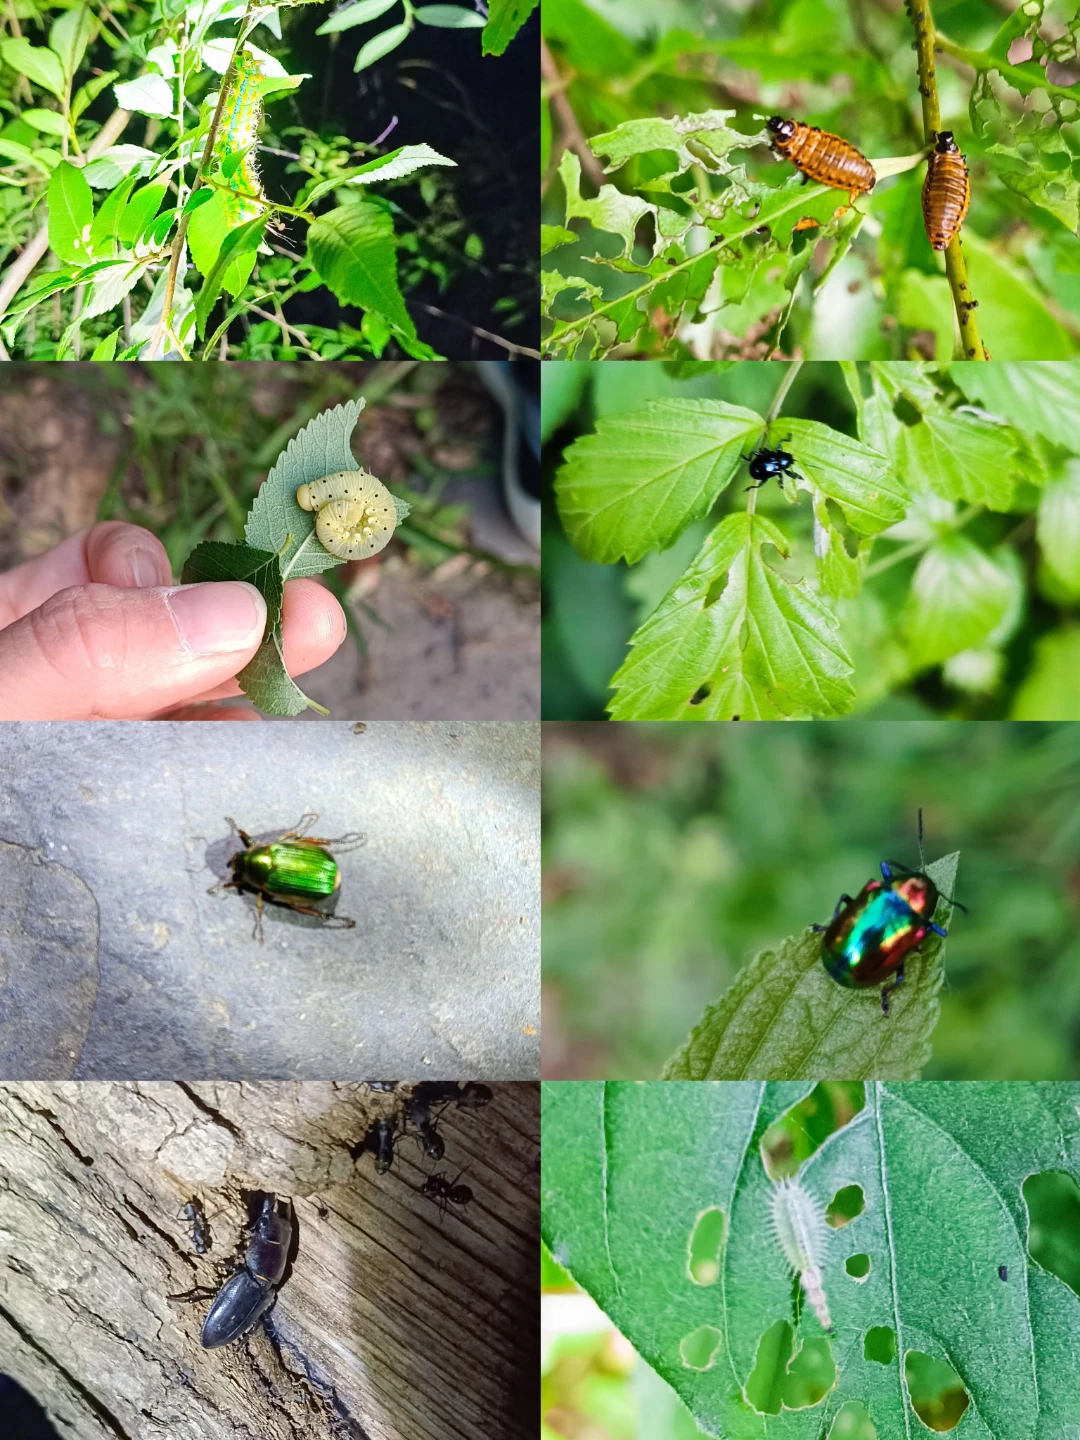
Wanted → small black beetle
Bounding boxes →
[200,1195,293,1349]
[743,438,803,493]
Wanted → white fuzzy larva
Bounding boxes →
[770,1177,833,1333]
[295,470,397,560]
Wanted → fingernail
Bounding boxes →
[166,583,266,656]
[130,543,171,588]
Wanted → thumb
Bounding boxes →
[0,581,267,720]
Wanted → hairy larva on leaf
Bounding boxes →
[770,1177,833,1333]
[296,470,398,560]
[215,48,267,225]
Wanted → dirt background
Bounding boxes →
[0,364,539,721]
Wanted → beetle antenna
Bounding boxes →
[917,807,925,869]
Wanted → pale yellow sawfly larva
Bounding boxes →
[295,470,398,560]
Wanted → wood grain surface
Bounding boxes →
[0,1081,539,1440]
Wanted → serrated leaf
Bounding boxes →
[307,201,434,357]
[609,512,855,720]
[542,1080,1080,1440]
[181,540,324,717]
[903,537,1019,668]
[555,398,763,564]
[664,850,959,1080]
[303,142,455,207]
[590,109,751,176]
[113,72,174,118]
[781,419,904,535]
[811,493,863,598]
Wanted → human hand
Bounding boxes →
[0,522,346,720]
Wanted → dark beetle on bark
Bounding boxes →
[200,1194,294,1349]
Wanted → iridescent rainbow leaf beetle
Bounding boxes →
[211,812,366,942]
[813,809,966,1014]
[743,435,803,493]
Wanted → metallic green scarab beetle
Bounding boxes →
[296,470,397,560]
[213,812,366,942]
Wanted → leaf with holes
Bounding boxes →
[609,513,855,720]
[541,1079,1080,1440]
[779,420,904,536]
[663,850,959,1081]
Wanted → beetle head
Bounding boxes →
[766,116,796,142]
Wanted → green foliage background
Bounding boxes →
[541,1081,1080,1440]
[543,360,1080,722]
[541,721,1080,1080]
[541,0,1080,360]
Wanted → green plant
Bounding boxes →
[0,0,512,359]
[546,360,1080,721]
[541,0,1080,360]
[542,1080,1080,1439]
[316,0,535,67]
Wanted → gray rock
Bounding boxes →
[0,722,540,1080]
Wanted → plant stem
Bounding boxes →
[767,362,803,424]
[935,33,1079,101]
[148,0,256,359]
[864,504,980,578]
[541,39,606,192]
[907,0,986,360]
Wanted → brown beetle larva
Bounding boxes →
[295,470,398,560]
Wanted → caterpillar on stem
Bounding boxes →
[769,1177,833,1333]
[215,48,267,224]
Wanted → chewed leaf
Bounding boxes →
[609,513,855,720]
[541,1080,1080,1440]
[663,851,960,1081]
[780,419,904,535]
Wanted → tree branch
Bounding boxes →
[541,39,606,192]
[908,0,987,360]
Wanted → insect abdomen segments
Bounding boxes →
[922,134,970,251]
[772,121,875,196]
[770,1178,833,1331]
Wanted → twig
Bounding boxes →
[0,105,132,324]
[247,302,325,357]
[908,0,987,360]
[747,361,803,516]
[410,301,540,358]
[148,0,256,359]
[541,39,606,192]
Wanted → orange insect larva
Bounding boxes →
[921,130,970,252]
[766,116,876,201]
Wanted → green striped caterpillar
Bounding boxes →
[296,471,398,559]
[215,48,266,224]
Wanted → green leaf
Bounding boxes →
[354,21,412,71]
[414,5,486,24]
[609,513,856,721]
[554,398,763,564]
[21,108,65,136]
[113,73,174,118]
[89,174,137,257]
[903,538,1019,668]
[1012,628,1080,720]
[0,38,65,98]
[194,215,267,338]
[117,182,167,245]
[90,328,120,361]
[47,161,95,265]
[82,145,159,188]
[482,0,535,53]
[558,149,655,259]
[949,360,1080,445]
[541,1080,1080,1440]
[590,109,752,177]
[187,190,258,298]
[0,138,53,176]
[49,4,94,84]
[317,0,399,34]
[71,68,118,123]
[181,541,324,718]
[665,849,959,1079]
[780,419,904,535]
[541,224,576,255]
[307,201,432,355]
[1037,460,1080,597]
[79,258,149,323]
[303,142,455,207]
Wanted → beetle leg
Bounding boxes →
[744,476,772,492]
[225,818,253,848]
[929,921,948,938]
[253,892,265,944]
[880,966,905,1015]
[832,893,852,919]
[279,812,320,842]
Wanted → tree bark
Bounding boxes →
[0,1081,538,1440]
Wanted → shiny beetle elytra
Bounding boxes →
[200,1194,294,1349]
